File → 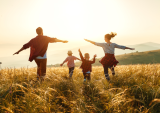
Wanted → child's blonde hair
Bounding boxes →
[84,53,89,59]
[105,32,117,40]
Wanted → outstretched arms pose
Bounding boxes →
[84,39,135,50]
[54,38,68,43]
[60,57,81,66]
[13,47,25,55]
[78,49,97,62]
[13,38,68,55]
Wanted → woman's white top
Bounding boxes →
[95,42,126,54]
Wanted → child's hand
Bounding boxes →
[94,54,97,57]
[60,64,63,66]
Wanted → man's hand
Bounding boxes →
[60,64,63,66]
[13,47,24,55]
[13,51,19,55]
[62,41,68,43]
[94,54,97,57]
[78,49,80,52]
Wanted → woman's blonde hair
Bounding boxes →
[105,32,117,40]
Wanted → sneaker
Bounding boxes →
[106,76,110,81]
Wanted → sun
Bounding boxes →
[30,0,123,41]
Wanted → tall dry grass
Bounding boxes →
[0,64,160,113]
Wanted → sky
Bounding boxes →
[0,0,160,68]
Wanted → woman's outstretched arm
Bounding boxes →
[115,44,135,50]
[84,39,96,45]
[125,47,135,50]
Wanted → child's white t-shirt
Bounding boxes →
[95,43,126,54]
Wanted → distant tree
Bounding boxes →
[0,62,2,70]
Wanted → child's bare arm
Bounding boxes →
[78,49,84,61]
[60,58,67,66]
[91,54,97,63]
[60,61,66,66]
[84,39,96,45]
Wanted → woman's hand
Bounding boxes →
[62,41,68,43]
[84,39,89,42]
[130,48,135,50]
[84,39,95,45]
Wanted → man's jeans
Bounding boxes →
[34,58,47,79]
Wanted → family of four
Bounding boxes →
[13,27,134,82]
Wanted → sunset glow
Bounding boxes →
[0,0,160,68]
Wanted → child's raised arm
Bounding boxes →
[91,54,97,64]
[78,49,84,61]
[84,39,96,45]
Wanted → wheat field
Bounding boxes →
[0,64,160,113]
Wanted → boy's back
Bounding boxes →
[80,59,95,73]
[78,49,96,73]
[78,49,96,81]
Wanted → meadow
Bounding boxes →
[0,64,160,113]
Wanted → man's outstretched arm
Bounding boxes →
[91,54,97,64]
[13,47,25,55]
[50,37,68,43]
[55,38,68,43]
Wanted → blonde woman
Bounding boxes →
[84,32,135,81]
